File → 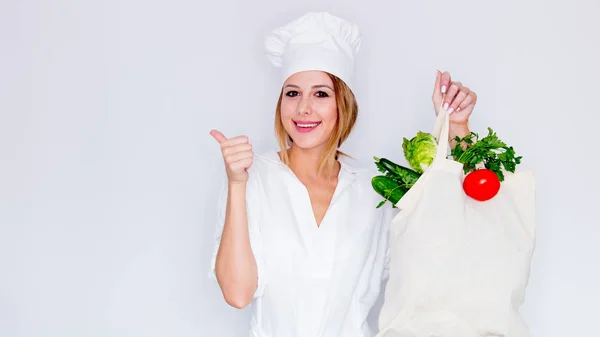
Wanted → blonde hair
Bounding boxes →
[274,72,359,175]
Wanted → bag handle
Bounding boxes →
[394,98,451,212]
[431,97,451,163]
[431,98,484,170]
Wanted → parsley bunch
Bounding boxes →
[450,127,522,181]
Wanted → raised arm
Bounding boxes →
[210,130,259,309]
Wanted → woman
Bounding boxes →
[209,12,477,337]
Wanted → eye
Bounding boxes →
[285,90,299,97]
[315,91,329,98]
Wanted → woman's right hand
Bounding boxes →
[210,129,253,184]
[209,129,258,309]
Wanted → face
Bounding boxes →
[280,70,338,150]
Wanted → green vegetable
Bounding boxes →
[372,175,409,208]
[402,131,438,173]
[373,156,421,189]
[450,127,522,181]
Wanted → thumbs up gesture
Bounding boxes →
[210,130,254,184]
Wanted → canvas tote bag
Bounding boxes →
[376,107,536,337]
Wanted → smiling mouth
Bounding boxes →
[293,121,322,133]
[294,121,321,128]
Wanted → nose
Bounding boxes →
[296,96,313,115]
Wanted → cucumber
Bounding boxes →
[371,175,409,208]
[374,156,421,188]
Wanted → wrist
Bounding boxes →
[228,181,247,190]
[449,121,470,138]
[449,120,469,128]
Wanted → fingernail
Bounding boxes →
[443,102,449,110]
[456,107,461,112]
[448,107,455,114]
[441,85,447,94]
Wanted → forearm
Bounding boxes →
[214,182,258,308]
[449,122,471,150]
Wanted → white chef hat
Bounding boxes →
[265,12,362,92]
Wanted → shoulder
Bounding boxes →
[251,150,284,170]
[341,156,398,230]
[240,149,288,192]
[340,156,381,203]
[339,155,380,188]
[341,155,398,213]
[248,149,286,179]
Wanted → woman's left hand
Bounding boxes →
[432,70,477,126]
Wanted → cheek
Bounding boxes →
[280,101,296,121]
[321,102,338,125]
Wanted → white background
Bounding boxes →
[1,0,598,336]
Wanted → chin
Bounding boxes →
[287,134,327,150]
[292,141,322,150]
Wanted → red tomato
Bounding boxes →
[463,169,501,201]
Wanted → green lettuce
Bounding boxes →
[402,131,437,173]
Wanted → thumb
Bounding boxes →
[209,129,227,144]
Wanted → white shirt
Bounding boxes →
[209,150,395,337]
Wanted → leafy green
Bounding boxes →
[450,127,522,181]
[402,131,438,174]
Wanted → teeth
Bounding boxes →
[297,122,319,128]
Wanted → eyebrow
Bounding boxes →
[284,84,334,91]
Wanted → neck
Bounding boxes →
[287,144,339,180]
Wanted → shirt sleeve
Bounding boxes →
[208,170,267,299]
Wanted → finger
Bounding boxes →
[210,129,227,144]
[449,87,471,113]
[444,81,462,111]
[441,71,451,94]
[224,150,253,165]
[229,157,253,172]
[222,143,252,156]
[221,135,249,148]
[457,91,477,112]
[433,69,442,98]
